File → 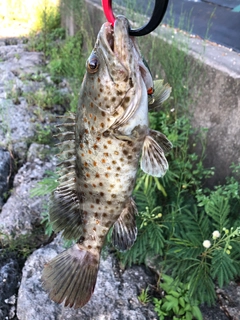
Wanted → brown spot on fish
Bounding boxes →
[104,153,109,157]
[93,144,98,150]
[100,192,104,197]
[94,213,98,218]
[91,126,95,131]
[94,116,97,121]
[99,182,103,186]
[81,153,85,157]
[101,111,106,117]
[102,212,107,217]
[114,151,119,155]
[80,143,84,148]
[92,183,96,188]
[93,227,96,231]
[103,145,108,149]
[88,245,92,249]
[86,173,90,178]
[96,136,101,141]
[107,166,111,170]
[96,199,100,204]
[84,162,88,167]
[120,158,124,162]
[84,117,87,122]
[112,160,117,165]
[95,173,100,178]
[90,102,94,107]
[88,150,92,154]
[123,149,128,155]
[96,220,100,224]
[84,183,88,188]
[91,204,94,208]
[93,160,97,166]
[107,140,112,145]
[100,123,104,128]
[105,221,112,227]
[101,159,106,164]
[111,194,116,198]
[85,129,89,134]
[110,184,114,188]
[117,167,121,171]
[105,173,109,178]
[107,201,112,205]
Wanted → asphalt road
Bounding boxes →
[114,0,240,52]
[163,0,240,52]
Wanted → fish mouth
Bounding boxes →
[103,16,132,66]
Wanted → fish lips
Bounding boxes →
[99,16,136,83]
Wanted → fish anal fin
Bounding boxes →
[141,135,169,177]
[112,198,138,252]
[42,244,100,309]
[50,188,83,240]
[149,129,173,154]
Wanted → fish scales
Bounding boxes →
[42,16,172,309]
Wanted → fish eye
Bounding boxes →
[87,53,99,74]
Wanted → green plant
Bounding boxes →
[138,287,151,305]
[153,274,202,320]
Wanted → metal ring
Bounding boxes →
[101,0,169,36]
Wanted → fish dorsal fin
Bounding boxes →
[112,198,138,252]
[141,135,169,177]
[148,80,172,111]
[149,129,173,154]
[49,115,84,240]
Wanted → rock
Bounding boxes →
[0,148,12,210]
[0,149,55,239]
[17,238,158,320]
[0,252,23,319]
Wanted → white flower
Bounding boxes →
[203,240,211,249]
[212,230,220,239]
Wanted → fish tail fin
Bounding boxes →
[42,244,100,309]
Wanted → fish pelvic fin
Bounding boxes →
[42,244,100,309]
[141,135,169,177]
[112,198,138,252]
[148,80,172,111]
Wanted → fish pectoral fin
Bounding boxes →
[112,198,138,252]
[42,244,100,309]
[148,80,172,111]
[149,129,173,154]
[141,135,169,177]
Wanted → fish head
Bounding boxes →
[84,15,153,115]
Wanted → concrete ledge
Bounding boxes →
[62,0,240,186]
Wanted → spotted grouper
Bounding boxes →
[42,15,172,309]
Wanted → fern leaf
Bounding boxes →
[211,249,238,288]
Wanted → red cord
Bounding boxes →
[102,0,116,25]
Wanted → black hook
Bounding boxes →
[129,0,169,36]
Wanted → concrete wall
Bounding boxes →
[62,0,240,186]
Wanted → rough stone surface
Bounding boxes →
[0,145,55,239]
[0,147,12,210]
[17,238,158,320]
[0,252,23,319]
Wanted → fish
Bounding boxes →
[42,15,172,309]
